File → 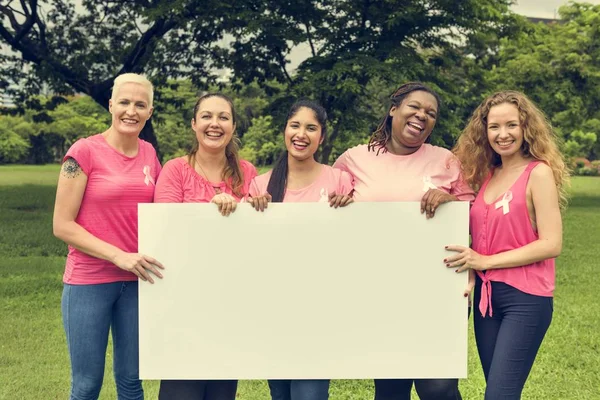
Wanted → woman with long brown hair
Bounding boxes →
[449,91,569,399]
[154,92,257,399]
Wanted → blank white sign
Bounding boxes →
[138,202,469,380]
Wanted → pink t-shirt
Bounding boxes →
[63,134,161,284]
[470,161,554,318]
[333,144,475,202]
[249,165,353,202]
[154,157,257,203]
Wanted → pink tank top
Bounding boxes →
[470,161,555,317]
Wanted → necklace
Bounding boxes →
[194,156,224,194]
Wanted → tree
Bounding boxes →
[221,0,519,162]
[0,116,30,163]
[486,3,600,160]
[0,0,250,154]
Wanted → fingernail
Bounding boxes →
[464,293,468,297]
[446,263,450,267]
[443,259,447,262]
[445,246,448,249]
[455,270,459,273]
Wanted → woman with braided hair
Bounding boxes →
[333,82,474,400]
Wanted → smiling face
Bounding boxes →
[387,90,438,154]
[191,96,235,154]
[486,102,525,159]
[284,106,323,161]
[108,82,153,136]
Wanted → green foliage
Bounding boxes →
[0,120,30,163]
[574,167,599,176]
[222,0,518,163]
[486,3,600,160]
[239,116,282,165]
[563,130,597,159]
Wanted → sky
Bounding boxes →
[512,0,600,18]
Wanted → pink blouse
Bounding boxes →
[154,157,257,203]
[470,161,555,317]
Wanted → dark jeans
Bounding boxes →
[474,278,553,400]
[268,379,329,400]
[374,379,461,400]
[158,380,237,400]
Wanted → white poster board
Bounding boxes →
[138,202,469,380]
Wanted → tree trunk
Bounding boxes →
[89,83,161,159]
[140,119,161,160]
[319,123,340,164]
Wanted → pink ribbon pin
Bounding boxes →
[143,166,155,186]
[422,176,437,192]
[319,188,329,202]
[495,190,513,215]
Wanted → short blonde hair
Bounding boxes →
[111,73,154,107]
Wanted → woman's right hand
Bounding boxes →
[211,193,238,216]
[113,252,164,284]
[248,192,272,212]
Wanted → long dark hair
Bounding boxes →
[368,82,441,155]
[188,93,245,197]
[266,100,328,202]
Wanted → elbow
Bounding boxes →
[549,240,562,259]
[53,219,67,241]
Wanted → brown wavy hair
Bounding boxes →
[453,91,570,209]
[368,82,442,155]
[187,93,245,197]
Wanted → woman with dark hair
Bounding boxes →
[333,82,475,400]
[248,99,353,400]
[154,92,257,399]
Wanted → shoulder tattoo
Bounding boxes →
[61,158,82,179]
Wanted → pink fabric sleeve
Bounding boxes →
[154,159,184,203]
[333,151,358,190]
[332,151,352,175]
[240,160,258,199]
[64,139,93,176]
[446,155,475,202]
[248,177,261,198]
[242,161,258,185]
[337,170,354,196]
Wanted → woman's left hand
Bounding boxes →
[421,189,456,219]
[211,193,238,216]
[328,192,353,208]
[444,245,491,272]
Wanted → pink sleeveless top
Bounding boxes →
[470,161,555,317]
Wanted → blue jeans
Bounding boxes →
[474,278,553,399]
[62,282,143,400]
[158,380,237,400]
[268,380,329,400]
[374,379,461,400]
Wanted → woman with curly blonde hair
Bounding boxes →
[447,90,569,399]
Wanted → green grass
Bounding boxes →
[0,166,599,399]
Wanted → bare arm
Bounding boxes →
[446,163,562,271]
[53,158,163,282]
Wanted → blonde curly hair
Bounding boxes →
[453,91,570,209]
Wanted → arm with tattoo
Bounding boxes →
[53,156,164,282]
[61,158,83,179]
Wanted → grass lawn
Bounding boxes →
[0,165,598,399]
